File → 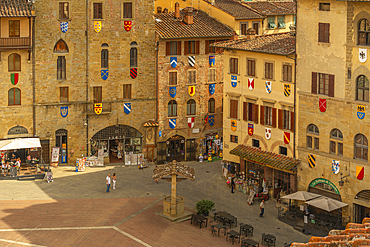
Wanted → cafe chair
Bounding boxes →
[209,225,217,237]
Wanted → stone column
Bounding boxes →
[171,174,177,217]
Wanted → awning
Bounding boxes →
[0,138,41,151]
[281,191,322,202]
[306,197,348,212]
[229,144,300,174]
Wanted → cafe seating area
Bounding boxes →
[190,211,277,246]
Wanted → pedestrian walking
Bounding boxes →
[231,178,235,193]
[112,173,116,189]
[106,174,111,193]
[259,199,265,217]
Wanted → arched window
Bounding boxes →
[187,99,196,115]
[357,75,369,102]
[8,125,28,135]
[8,88,21,105]
[355,134,368,160]
[130,42,137,68]
[8,53,20,71]
[330,129,343,155]
[168,100,177,117]
[101,49,108,68]
[53,39,69,53]
[307,124,319,150]
[208,98,215,113]
[358,19,370,46]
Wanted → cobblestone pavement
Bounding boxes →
[0,160,311,246]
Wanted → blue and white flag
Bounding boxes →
[209,84,215,95]
[60,22,68,33]
[124,103,131,114]
[169,119,176,129]
[170,57,177,68]
[231,75,237,87]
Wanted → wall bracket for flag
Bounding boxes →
[339,172,350,187]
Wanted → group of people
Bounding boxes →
[1,158,21,176]
[105,173,117,192]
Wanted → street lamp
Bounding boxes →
[339,172,350,187]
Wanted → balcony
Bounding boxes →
[0,37,31,50]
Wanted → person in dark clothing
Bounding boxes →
[231,178,235,193]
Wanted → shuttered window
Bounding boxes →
[208,98,215,113]
[312,72,334,97]
[184,41,199,55]
[247,59,256,77]
[318,23,330,43]
[166,41,181,56]
[283,64,292,82]
[261,106,276,127]
[93,86,102,103]
[230,58,238,74]
[93,3,103,19]
[240,23,248,35]
[59,2,69,19]
[188,70,196,84]
[123,84,132,99]
[57,56,66,80]
[123,2,133,19]
[230,99,238,119]
[243,102,258,122]
[9,20,20,37]
[60,87,69,103]
[278,109,294,131]
[265,62,273,79]
[169,72,177,85]
[101,49,108,68]
[208,69,216,82]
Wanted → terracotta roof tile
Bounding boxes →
[204,0,263,20]
[229,144,300,173]
[243,1,296,16]
[0,0,35,17]
[212,32,295,56]
[155,9,235,39]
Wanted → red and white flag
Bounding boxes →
[188,117,194,128]
[248,78,254,90]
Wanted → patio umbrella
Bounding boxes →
[281,191,322,201]
[0,138,41,151]
[306,197,348,212]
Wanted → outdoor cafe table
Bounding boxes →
[211,223,226,237]
[240,224,254,237]
[262,234,276,246]
[214,211,237,228]
[226,230,241,245]
[241,239,259,247]
[191,214,208,229]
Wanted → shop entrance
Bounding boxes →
[166,135,185,162]
[55,129,68,164]
[354,190,370,223]
[108,139,124,163]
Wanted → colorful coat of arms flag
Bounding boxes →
[265,128,271,139]
[209,56,215,67]
[188,117,194,128]
[60,106,68,118]
[332,160,340,174]
[231,120,237,131]
[231,75,237,87]
[124,103,131,114]
[284,132,290,144]
[170,57,177,68]
[101,69,109,80]
[319,98,327,112]
[188,85,195,96]
[308,154,316,168]
[208,115,215,126]
[94,103,103,115]
[248,78,254,90]
[124,21,132,32]
[356,165,364,180]
[94,21,102,33]
[10,73,18,85]
[60,22,68,33]
[357,104,365,120]
[130,68,137,79]
[359,48,367,63]
[265,81,272,94]
[209,84,215,95]
[169,119,176,129]
[248,123,254,136]
[284,84,291,97]
[188,56,195,67]
[169,87,176,98]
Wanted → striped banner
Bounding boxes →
[308,154,316,168]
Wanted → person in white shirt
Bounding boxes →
[106,174,111,193]
[15,158,21,171]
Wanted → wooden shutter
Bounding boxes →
[195,41,200,55]
[272,108,277,128]
[205,40,209,54]
[290,111,295,133]
[166,42,170,56]
[253,104,259,124]
[177,41,181,55]
[265,63,268,78]
[243,102,247,121]
[260,105,265,125]
[278,109,283,129]
[328,74,335,97]
[288,65,292,82]
[184,41,189,55]
[318,23,323,42]
[325,23,330,43]
[311,72,317,94]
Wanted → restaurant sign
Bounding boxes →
[309,178,340,195]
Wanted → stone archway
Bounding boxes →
[243,134,268,151]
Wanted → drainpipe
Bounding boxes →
[155,40,159,145]
[32,16,36,137]
[293,0,297,159]
[85,0,89,157]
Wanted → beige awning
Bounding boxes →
[306,197,348,212]
[281,191,322,202]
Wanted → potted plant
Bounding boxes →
[196,199,215,216]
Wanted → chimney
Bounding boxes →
[183,9,194,25]
[210,0,215,5]
[163,8,168,13]
[174,2,180,19]
[246,28,256,39]
[157,7,162,14]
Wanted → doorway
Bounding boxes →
[354,204,370,223]
[55,129,67,164]
[166,135,185,162]
[109,139,124,163]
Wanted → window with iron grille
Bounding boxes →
[169,72,177,85]
[93,3,103,19]
[318,23,330,43]
[279,146,288,156]
[8,125,28,135]
[188,70,196,84]
[252,139,260,148]
[230,99,238,119]
[60,87,69,103]
[307,124,319,150]
[59,2,69,19]
[230,135,238,143]
[93,86,102,103]
[123,2,132,19]
[123,84,131,99]
[57,56,66,80]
